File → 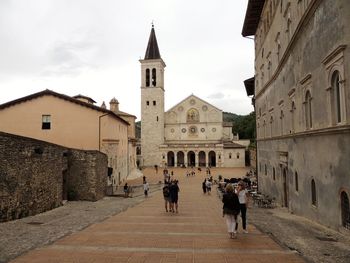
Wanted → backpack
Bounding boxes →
[163,186,170,197]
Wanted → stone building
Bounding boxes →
[140,26,247,168]
[0,131,107,222]
[242,0,350,231]
[0,89,135,190]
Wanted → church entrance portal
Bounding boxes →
[208,151,216,167]
[188,151,195,167]
[177,151,184,167]
[167,151,175,167]
[198,151,206,166]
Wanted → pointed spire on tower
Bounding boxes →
[144,24,161,60]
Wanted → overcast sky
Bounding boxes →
[0,0,254,119]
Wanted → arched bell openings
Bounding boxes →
[145,68,150,87]
[152,68,157,86]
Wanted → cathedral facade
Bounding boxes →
[140,26,246,168]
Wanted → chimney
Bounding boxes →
[109,97,119,113]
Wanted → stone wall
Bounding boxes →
[67,150,107,201]
[0,132,107,222]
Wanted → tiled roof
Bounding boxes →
[0,89,130,125]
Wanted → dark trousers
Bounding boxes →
[235,204,247,230]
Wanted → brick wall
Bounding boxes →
[0,132,107,222]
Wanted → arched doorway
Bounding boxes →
[341,191,350,229]
[198,151,206,167]
[187,151,195,167]
[167,151,175,167]
[282,168,288,207]
[177,151,184,167]
[208,151,216,167]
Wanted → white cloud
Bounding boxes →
[0,0,253,119]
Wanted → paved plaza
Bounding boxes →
[6,167,305,263]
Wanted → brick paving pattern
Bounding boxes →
[11,168,305,263]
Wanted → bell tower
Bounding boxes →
[140,25,166,167]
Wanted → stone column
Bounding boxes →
[195,152,199,167]
[205,151,209,167]
[184,152,188,167]
[174,151,177,167]
[164,152,167,167]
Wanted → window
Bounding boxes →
[42,115,51,130]
[273,167,276,181]
[146,101,149,106]
[291,101,296,133]
[305,91,312,129]
[332,71,343,123]
[152,68,156,86]
[311,179,317,206]
[229,153,232,159]
[236,153,240,159]
[341,191,350,229]
[156,116,159,122]
[295,172,299,192]
[265,164,267,175]
[153,100,156,106]
[146,69,150,87]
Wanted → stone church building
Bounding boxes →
[140,26,247,168]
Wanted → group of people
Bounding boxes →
[162,179,180,213]
[222,181,249,239]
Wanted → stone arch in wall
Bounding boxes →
[187,151,195,167]
[208,151,216,167]
[167,151,175,167]
[177,151,184,167]
[340,191,350,229]
[198,151,206,167]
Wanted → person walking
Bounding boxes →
[222,184,240,239]
[169,180,180,213]
[202,179,207,194]
[123,183,129,198]
[235,181,249,233]
[205,179,212,194]
[143,180,149,197]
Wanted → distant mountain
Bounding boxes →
[223,111,256,140]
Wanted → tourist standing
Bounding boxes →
[235,181,249,233]
[222,184,240,239]
[169,180,180,213]
[162,183,171,212]
[143,180,149,197]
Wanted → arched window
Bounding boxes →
[341,191,350,229]
[270,116,274,137]
[280,110,284,135]
[305,91,313,129]
[187,108,199,122]
[273,167,276,181]
[295,172,298,192]
[311,179,317,206]
[291,101,296,133]
[332,71,343,123]
[265,164,267,175]
[152,68,156,86]
[145,69,150,87]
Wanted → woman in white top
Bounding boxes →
[235,181,249,233]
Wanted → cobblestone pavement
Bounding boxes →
[0,167,348,262]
